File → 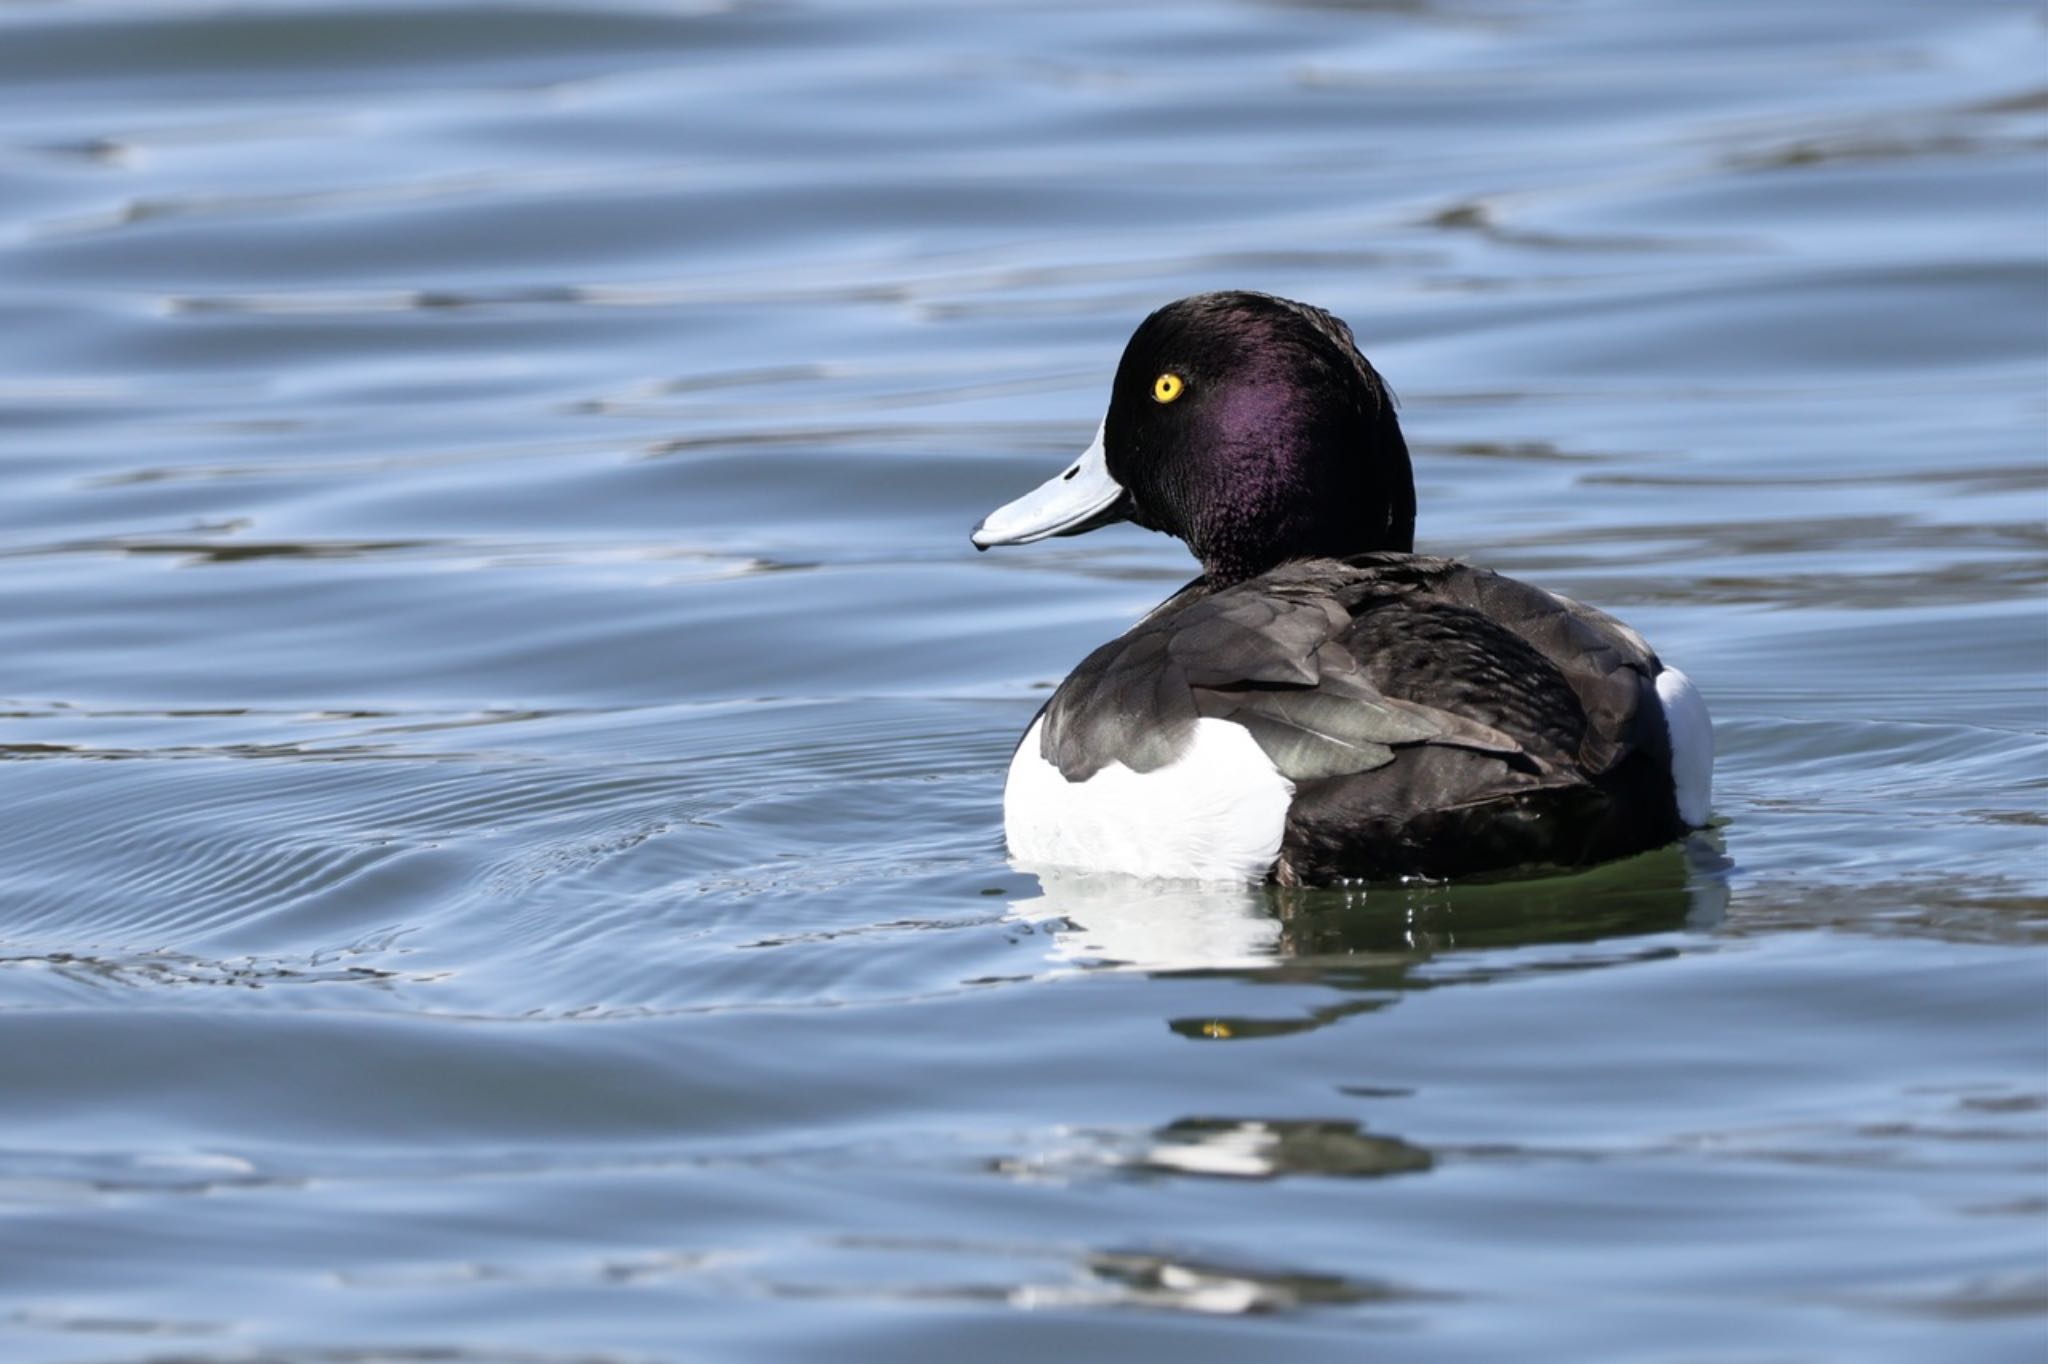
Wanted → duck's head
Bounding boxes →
[972,291,1414,585]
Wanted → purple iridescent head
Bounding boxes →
[972,292,1415,586]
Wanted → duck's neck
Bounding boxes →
[1190,467,1416,587]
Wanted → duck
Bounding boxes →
[970,290,1712,885]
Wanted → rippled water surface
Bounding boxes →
[2,1,2044,1359]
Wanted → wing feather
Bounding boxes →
[1037,554,1663,797]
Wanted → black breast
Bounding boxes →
[1034,554,1683,883]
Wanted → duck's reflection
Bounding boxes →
[1072,1243,1421,1313]
[1009,833,1730,975]
[1010,872,1284,968]
[1137,1116,1433,1180]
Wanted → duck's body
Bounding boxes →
[1005,553,1709,883]
[973,292,1711,885]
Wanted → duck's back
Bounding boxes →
[1008,553,1704,883]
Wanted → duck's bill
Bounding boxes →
[971,423,1131,549]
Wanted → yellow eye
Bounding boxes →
[1152,372,1186,404]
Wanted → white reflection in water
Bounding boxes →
[1007,867,1281,970]
[1007,834,1732,971]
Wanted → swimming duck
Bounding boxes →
[971,291,1711,885]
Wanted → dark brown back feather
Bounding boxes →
[1036,553,1683,882]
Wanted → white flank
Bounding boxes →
[1656,666,1714,827]
[1004,716,1295,882]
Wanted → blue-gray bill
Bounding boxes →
[971,422,1131,548]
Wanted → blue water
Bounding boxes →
[0,1,2043,1360]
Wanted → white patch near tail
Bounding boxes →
[1003,717,1295,882]
[1655,666,1713,827]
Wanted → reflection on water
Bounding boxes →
[1012,836,1730,972]
[1140,1117,1434,1180]
[1010,872,1284,968]
[754,1237,1427,1317]
[1070,1247,1419,1315]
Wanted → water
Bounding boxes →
[0,0,2043,1359]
